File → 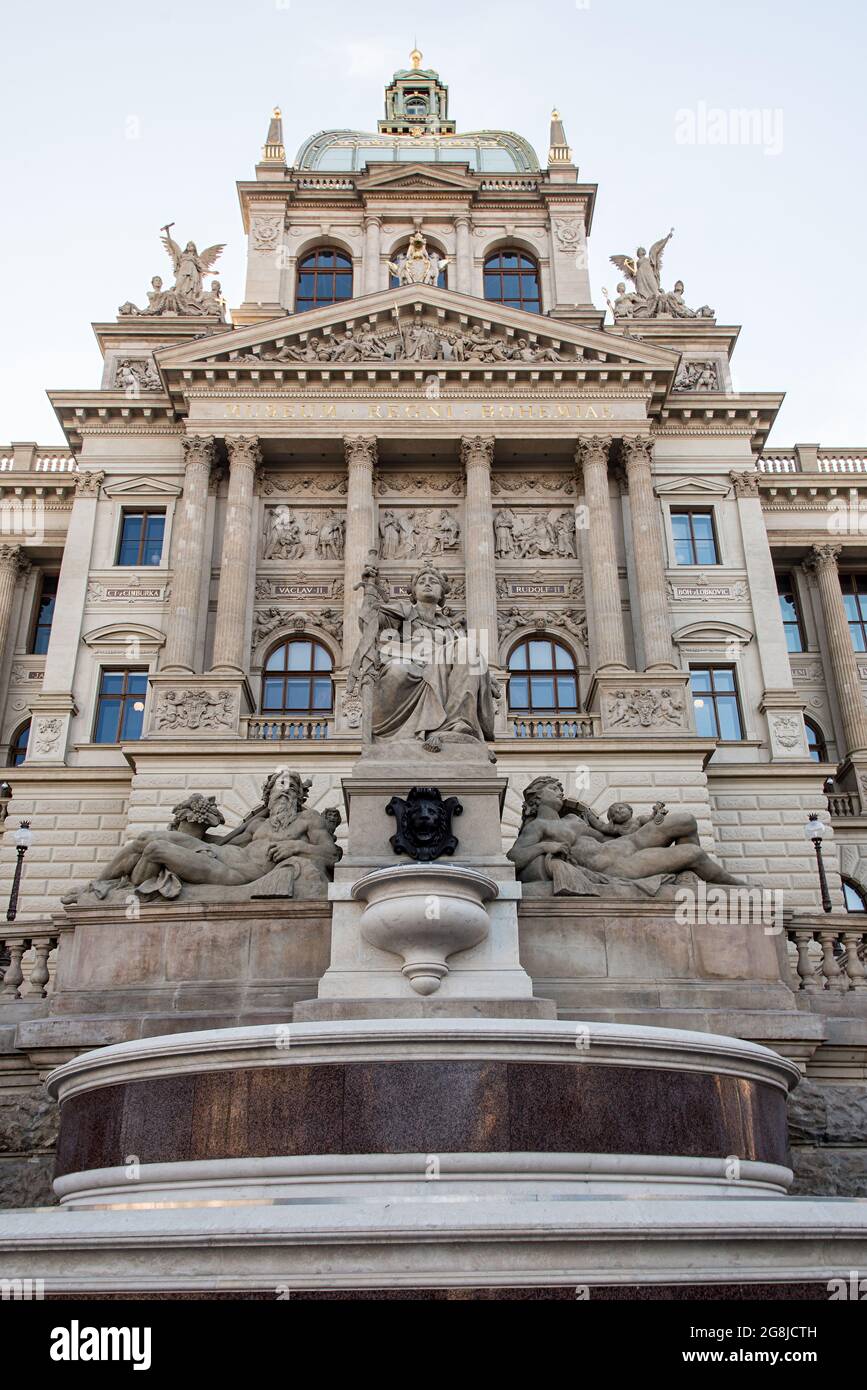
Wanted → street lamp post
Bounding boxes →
[6,820,33,922]
[804,812,833,914]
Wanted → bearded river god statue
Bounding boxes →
[60,770,342,907]
[508,778,744,900]
[347,561,500,761]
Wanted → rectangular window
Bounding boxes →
[841,574,867,652]
[776,572,805,653]
[690,665,744,741]
[29,573,59,654]
[671,509,719,566]
[116,511,165,567]
[93,669,148,743]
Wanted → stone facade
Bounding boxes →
[1,58,866,1206]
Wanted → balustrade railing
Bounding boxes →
[827,792,857,818]
[510,716,597,739]
[788,924,867,993]
[0,933,59,1002]
[244,717,332,741]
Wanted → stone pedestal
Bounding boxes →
[299,754,546,1017]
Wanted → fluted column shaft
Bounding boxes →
[623,437,675,669]
[808,543,867,756]
[41,471,103,693]
[363,216,382,295]
[162,436,215,672]
[454,215,472,294]
[0,545,24,664]
[576,436,627,670]
[211,435,260,672]
[342,435,378,665]
[461,435,499,666]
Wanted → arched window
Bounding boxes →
[261,637,333,714]
[8,720,30,767]
[842,877,867,912]
[295,248,353,312]
[805,718,828,763]
[507,637,578,713]
[484,249,541,313]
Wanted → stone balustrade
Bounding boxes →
[510,716,597,739]
[244,717,332,741]
[0,933,59,1002]
[788,923,867,993]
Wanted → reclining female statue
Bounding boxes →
[508,777,743,898]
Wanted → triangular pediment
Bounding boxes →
[356,162,477,192]
[102,475,183,498]
[156,285,680,379]
[654,475,732,497]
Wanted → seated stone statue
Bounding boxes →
[508,778,743,899]
[61,769,341,906]
[363,564,500,759]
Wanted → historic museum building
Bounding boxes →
[1,54,867,1230]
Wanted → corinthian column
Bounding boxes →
[575,436,627,670]
[162,435,216,673]
[0,545,25,663]
[461,435,499,667]
[807,543,867,756]
[363,215,382,295]
[342,435,378,665]
[211,435,261,673]
[454,215,472,294]
[622,437,675,669]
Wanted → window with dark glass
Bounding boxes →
[690,665,744,740]
[507,637,578,713]
[841,574,867,651]
[805,718,828,763]
[671,509,719,566]
[93,670,148,743]
[295,248,353,312]
[483,250,541,313]
[776,572,805,652]
[8,720,30,766]
[116,511,165,567]
[261,638,333,714]
[29,573,58,654]
[843,878,867,912]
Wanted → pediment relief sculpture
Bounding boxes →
[61,769,341,906]
[494,507,576,559]
[263,506,346,561]
[233,320,576,367]
[378,507,461,560]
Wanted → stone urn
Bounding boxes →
[351,865,498,995]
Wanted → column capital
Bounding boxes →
[806,542,843,574]
[454,212,472,228]
[362,213,382,229]
[181,434,217,470]
[460,434,495,469]
[225,435,262,471]
[574,434,611,479]
[343,434,378,470]
[0,543,25,574]
[621,436,655,470]
[74,469,105,498]
[729,468,760,498]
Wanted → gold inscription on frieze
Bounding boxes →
[222,400,615,422]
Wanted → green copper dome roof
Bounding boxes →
[295,128,540,174]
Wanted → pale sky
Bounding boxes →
[1,0,864,446]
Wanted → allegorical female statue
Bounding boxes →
[346,561,499,757]
[508,777,743,899]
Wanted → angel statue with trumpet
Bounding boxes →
[607,228,715,321]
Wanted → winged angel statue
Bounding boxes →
[118,225,226,318]
[606,228,714,320]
